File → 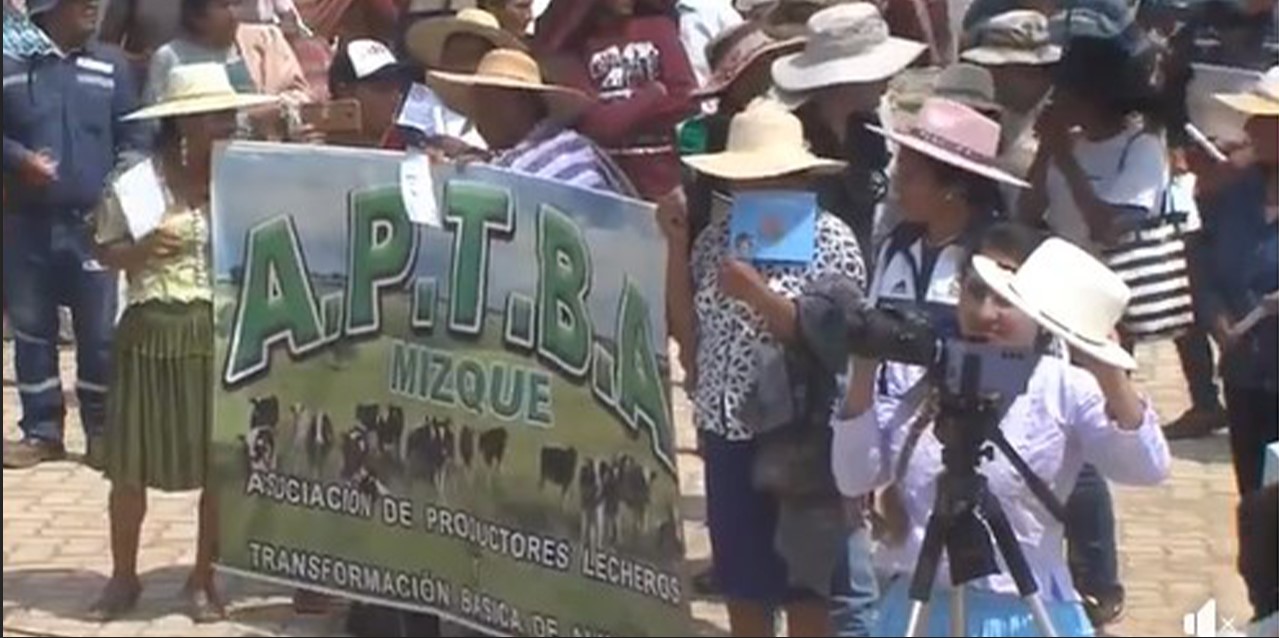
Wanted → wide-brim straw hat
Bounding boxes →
[427,48,593,122]
[867,97,1028,187]
[972,238,1137,370]
[694,22,805,98]
[772,2,927,92]
[1215,65,1279,117]
[961,9,1062,66]
[683,97,844,180]
[123,63,276,121]
[405,7,526,68]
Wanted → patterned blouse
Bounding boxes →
[691,194,867,441]
[95,159,212,307]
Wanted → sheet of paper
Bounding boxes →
[400,153,440,228]
[112,159,167,240]
[396,83,442,136]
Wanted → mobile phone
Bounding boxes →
[300,99,362,134]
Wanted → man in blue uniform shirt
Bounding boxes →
[2,0,148,469]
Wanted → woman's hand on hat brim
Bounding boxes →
[1072,329,1145,429]
[1067,328,1123,374]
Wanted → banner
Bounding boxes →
[211,142,688,637]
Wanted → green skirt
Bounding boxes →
[105,300,213,491]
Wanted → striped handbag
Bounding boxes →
[1101,173,1197,342]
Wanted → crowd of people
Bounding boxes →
[2,0,1276,636]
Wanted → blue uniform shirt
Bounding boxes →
[3,41,147,213]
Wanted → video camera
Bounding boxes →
[828,296,1040,413]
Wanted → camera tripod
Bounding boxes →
[902,377,1068,638]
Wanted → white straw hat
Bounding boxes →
[867,97,1028,187]
[1215,65,1279,117]
[406,7,526,68]
[427,48,593,122]
[771,2,926,92]
[123,63,277,121]
[972,237,1136,370]
[682,97,844,180]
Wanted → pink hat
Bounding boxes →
[867,97,1028,187]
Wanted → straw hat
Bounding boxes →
[123,63,277,121]
[682,98,844,180]
[694,22,805,99]
[971,238,1136,370]
[933,63,1001,115]
[1215,66,1279,117]
[961,10,1062,67]
[772,3,926,92]
[867,97,1027,187]
[405,7,526,69]
[427,48,593,122]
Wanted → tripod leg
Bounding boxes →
[979,491,1060,637]
[906,510,950,637]
[1025,594,1060,638]
[950,585,966,637]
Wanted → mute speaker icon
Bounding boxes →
[1184,599,1217,637]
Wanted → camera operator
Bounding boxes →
[830,223,1172,636]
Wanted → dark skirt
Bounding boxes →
[104,300,212,491]
[702,432,819,606]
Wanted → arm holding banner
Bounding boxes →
[658,189,700,380]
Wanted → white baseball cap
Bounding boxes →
[345,39,403,80]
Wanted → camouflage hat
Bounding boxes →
[962,10,1063,66]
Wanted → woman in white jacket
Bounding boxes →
[832,222,1171,637]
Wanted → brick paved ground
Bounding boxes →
[1,340,1250,637]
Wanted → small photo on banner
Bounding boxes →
[728,190,817,265]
